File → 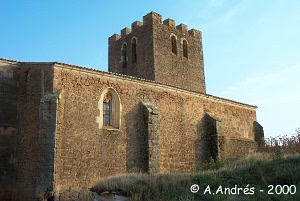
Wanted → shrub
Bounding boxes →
[201,157,225,171]
[258,128,300,156]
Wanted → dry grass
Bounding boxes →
[93,129,300,201]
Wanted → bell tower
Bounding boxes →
[108,11,206,93]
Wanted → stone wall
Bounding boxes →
[0,59,19,201]
[14,62,54,201]
[0,59,261,200]
[0,126,17,201]
[35,90,62,201]
[152,12,206,93]
[52,63,258,200]
[0,59,19,126]
[108,11,206,93]
[108,14,155,80]
[142,102,160,174]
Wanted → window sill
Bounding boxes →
[171,53,178,60]
[101,126,120,131]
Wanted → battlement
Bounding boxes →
[109,11,201,42]
[131,21,143,30]
[163,18,175,28]
[109,34,121,43]
[108,11,205,93]
[176,23,188,33]
[121,27,131,37]
[143,11,162,25]
[188,29,201,37]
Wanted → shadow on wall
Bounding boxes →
[195,113,224,171]
[195,117,205,171]
[195,115,264,168]
[124,102,149,173]
[253,121,264,147]
[0,126,17,201]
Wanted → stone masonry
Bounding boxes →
[109,12,206,93]
[0,11,264,201]
[0,59,19,201]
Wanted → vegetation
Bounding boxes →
[259,128,300,155]
[93,129,300,201]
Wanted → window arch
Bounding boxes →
[98,88,121,129]
[131,37,137,63]
[170,35,177,55]
[121,43,127,68]
[183,39,188,58]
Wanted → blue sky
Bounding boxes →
[1,0,299,137]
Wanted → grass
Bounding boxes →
[93,130,300,201]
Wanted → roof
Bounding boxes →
[0,57,257,109]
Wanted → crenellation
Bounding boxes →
[121,27,131,37]
[109,12,206,93]
[109,34,121,43]
[176,23,188,32]
[163,18,175,28]
[188,29,201,37]
[143,11,162,25]
[131,21,143,30]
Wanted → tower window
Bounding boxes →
[122,43,127,68]
[183,39,188,58]
[132,38,137,63]
[171,35,177,55]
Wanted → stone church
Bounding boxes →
[0,12,264,200]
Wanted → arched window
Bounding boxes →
[132,37,137,63]
[183,39,188,58]
[121,43,127,68]
[98,88,121,129]
[171,35,177,55]
[103,93,112,126]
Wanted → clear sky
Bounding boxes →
[1,0,299,138]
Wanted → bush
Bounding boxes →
[258,128,300,156]
[200,157,225,171]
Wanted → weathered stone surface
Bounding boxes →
[50,63,259,200]
[0,126,17,201]
[142,102,160,174]
[109,11,205,93]
[0,11,263,201]
[0,59,19,126]
[254,121,264,146]
[0,57,262,200]
[201,113,224,163]
[36,90,61,195]
[14,62,55,201]
[0,59,20,201]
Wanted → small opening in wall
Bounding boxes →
[24,68,30,81]
[122,43,127,68]
[183,40,188,58]
[171,35,177,55]
[132,38,137,63]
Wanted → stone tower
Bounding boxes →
[108,11,206,93]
